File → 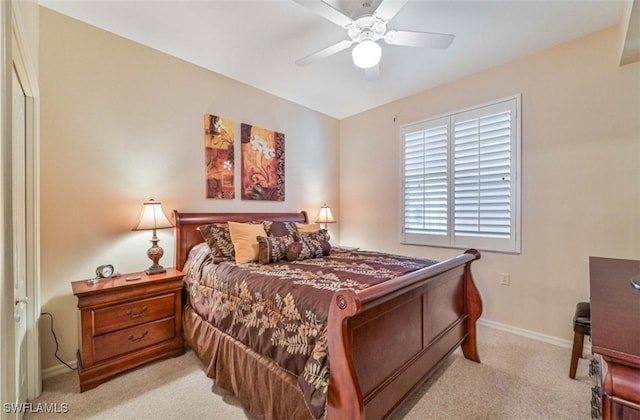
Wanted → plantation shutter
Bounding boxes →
[453,104,513,239]
[401,96,520,253]
[402,118,449,245]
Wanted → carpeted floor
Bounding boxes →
[25,325,593,419]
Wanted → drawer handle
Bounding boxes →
[127,306,148,319]
[127,331,148,343]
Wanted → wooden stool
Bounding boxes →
[569,302,591,379]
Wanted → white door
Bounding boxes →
[1,3,41,413]
[12,65,28,412]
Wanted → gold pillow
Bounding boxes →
[228,221,267,264]
[295,222,321,233]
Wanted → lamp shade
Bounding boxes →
[316,205,336,225]
[132,199,173,231]
[352,40,382,69]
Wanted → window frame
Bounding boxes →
[400,95,522,254]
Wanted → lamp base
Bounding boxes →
[145,265,166,275]
[146,235,166,275]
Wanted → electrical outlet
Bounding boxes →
[500,273,511,286]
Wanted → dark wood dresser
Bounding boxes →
[71,268,185,392]
[589,256,640,419]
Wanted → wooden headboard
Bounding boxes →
[172,210,309,271]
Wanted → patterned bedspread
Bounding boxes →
[182,243,437,419]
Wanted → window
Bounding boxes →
[401,96,521,253]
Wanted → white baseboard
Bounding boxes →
[479,318,592,353]
[41,360,77,380]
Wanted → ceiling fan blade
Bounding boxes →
[292,0,354,28]
[295,40,354,66]
[374,0,409,22]
[364,64,380,81]
[384,30,454,49]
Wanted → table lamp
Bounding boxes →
[132,199,173,274]
[316,204,336,230]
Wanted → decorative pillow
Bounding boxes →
[295,222,322,233]
[294,229,330,243]
[228,221,267,264]
[197,223,235,260]
[263,220,298,237]
[257,234,295,264]
[299,231,331,256]
[286,232,331,261]
[286,241,304,262]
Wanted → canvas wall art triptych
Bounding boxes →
[204,114,285,201]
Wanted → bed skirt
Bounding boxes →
[183,304,314,419]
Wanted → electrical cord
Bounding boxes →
[40,312,75,370]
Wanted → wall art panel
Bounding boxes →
[240,123,285,201]
[204,114,235,199]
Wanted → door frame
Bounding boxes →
[0,0,41,409]
[13,2,41,401]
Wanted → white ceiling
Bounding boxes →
[39,0,628,119]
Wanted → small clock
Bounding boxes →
[96,264,115,278]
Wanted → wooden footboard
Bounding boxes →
[327,249,482,419]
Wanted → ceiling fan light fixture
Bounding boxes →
[351,40,381,69]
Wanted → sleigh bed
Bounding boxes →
[173,210,482,419]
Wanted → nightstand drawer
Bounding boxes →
[93,317,175,362]
[92,293,175,336]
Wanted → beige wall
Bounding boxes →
[38,8,340,371]
[339,25,640,343]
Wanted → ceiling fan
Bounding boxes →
[293,0,454,73]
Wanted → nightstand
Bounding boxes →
[71,268,185,392]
